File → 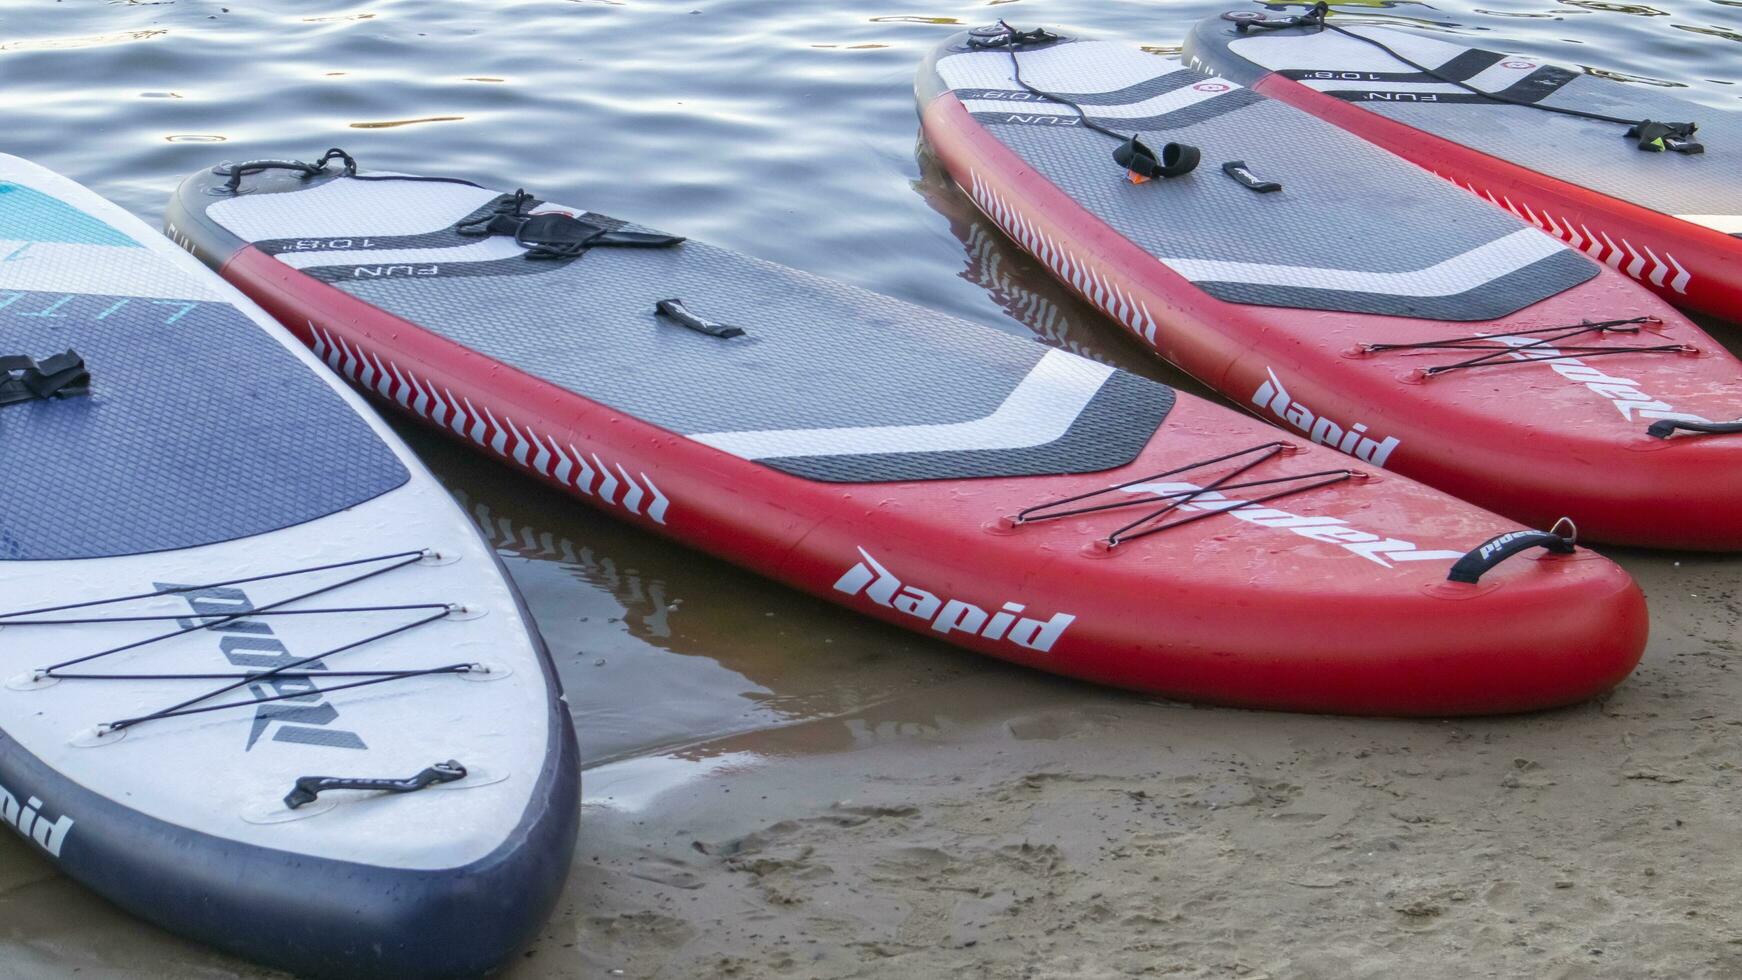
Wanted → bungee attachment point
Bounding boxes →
[1,350,89,407]
[1445,518,1577,584]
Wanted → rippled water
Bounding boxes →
[2,0,1739,974]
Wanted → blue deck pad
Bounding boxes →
[0,182,139,247]
[0,289,408,560]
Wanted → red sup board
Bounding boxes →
[165,153,1646,715]
[918,25,1742,550]
[1184,10,1742,325]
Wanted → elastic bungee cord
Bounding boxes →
[1225,3,1702,152]
[1357,316,1694,376]
[968,21,1202,182]
[0,550,481,737]
[1012,441,1356,547]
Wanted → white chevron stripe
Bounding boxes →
[1164,226,1564,297]
[569,445,596,494]
[642,474,670,525]
[546,436,574,486]
[616,464,645,515]
[1644,245,1668,287]
[464,399,488,445]
[593,455,619,504]
[689,349,1113,460]
[1666,253,1690,294]
[1622,239,1645,279]
[526,425,551,474]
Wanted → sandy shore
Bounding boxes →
[514,546,1740,979]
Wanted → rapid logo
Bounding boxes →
[0,781,73,858]
[833,548,1075,652]
[162,583,367,751]
[1251,368,1401,467]
[1120,483,1464,567]
[1489,335,1708,426]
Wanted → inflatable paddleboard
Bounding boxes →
[165,150,1647,715]
[0,155,577,977]
[1183,9,1742,323]
[917,25,1742,550]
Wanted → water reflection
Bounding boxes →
[909,140,1215,396]
[399,424,986,769]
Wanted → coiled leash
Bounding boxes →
[968,22,1202,183]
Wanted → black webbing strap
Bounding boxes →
[1,350,89,407]
[455,190,684,259]
[284,760,466,810]
[1446,520,1577,584]
[1647,416,1742,439]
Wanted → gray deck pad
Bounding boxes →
[203,175,1175,484]
[926,35,1597,319]
[1223,25,1742,226]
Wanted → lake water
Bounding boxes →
[1,0,1738,975]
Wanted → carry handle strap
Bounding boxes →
[656,298,745,339]
[283,759,466,810]
[1446,519,1577,584]
[215,148,357,193]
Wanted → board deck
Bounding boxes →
[164,155,1650,716]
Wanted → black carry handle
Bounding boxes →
[0,350,90,407]
[1446,519,1577,584]
[1647,416,1742,439]
[283,759,466,810]
[1114,136,1201,181]
[214,148,357,193]
[656,298,745,339]
[1221,160,1282,193]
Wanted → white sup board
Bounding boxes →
[0,154,577,977]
